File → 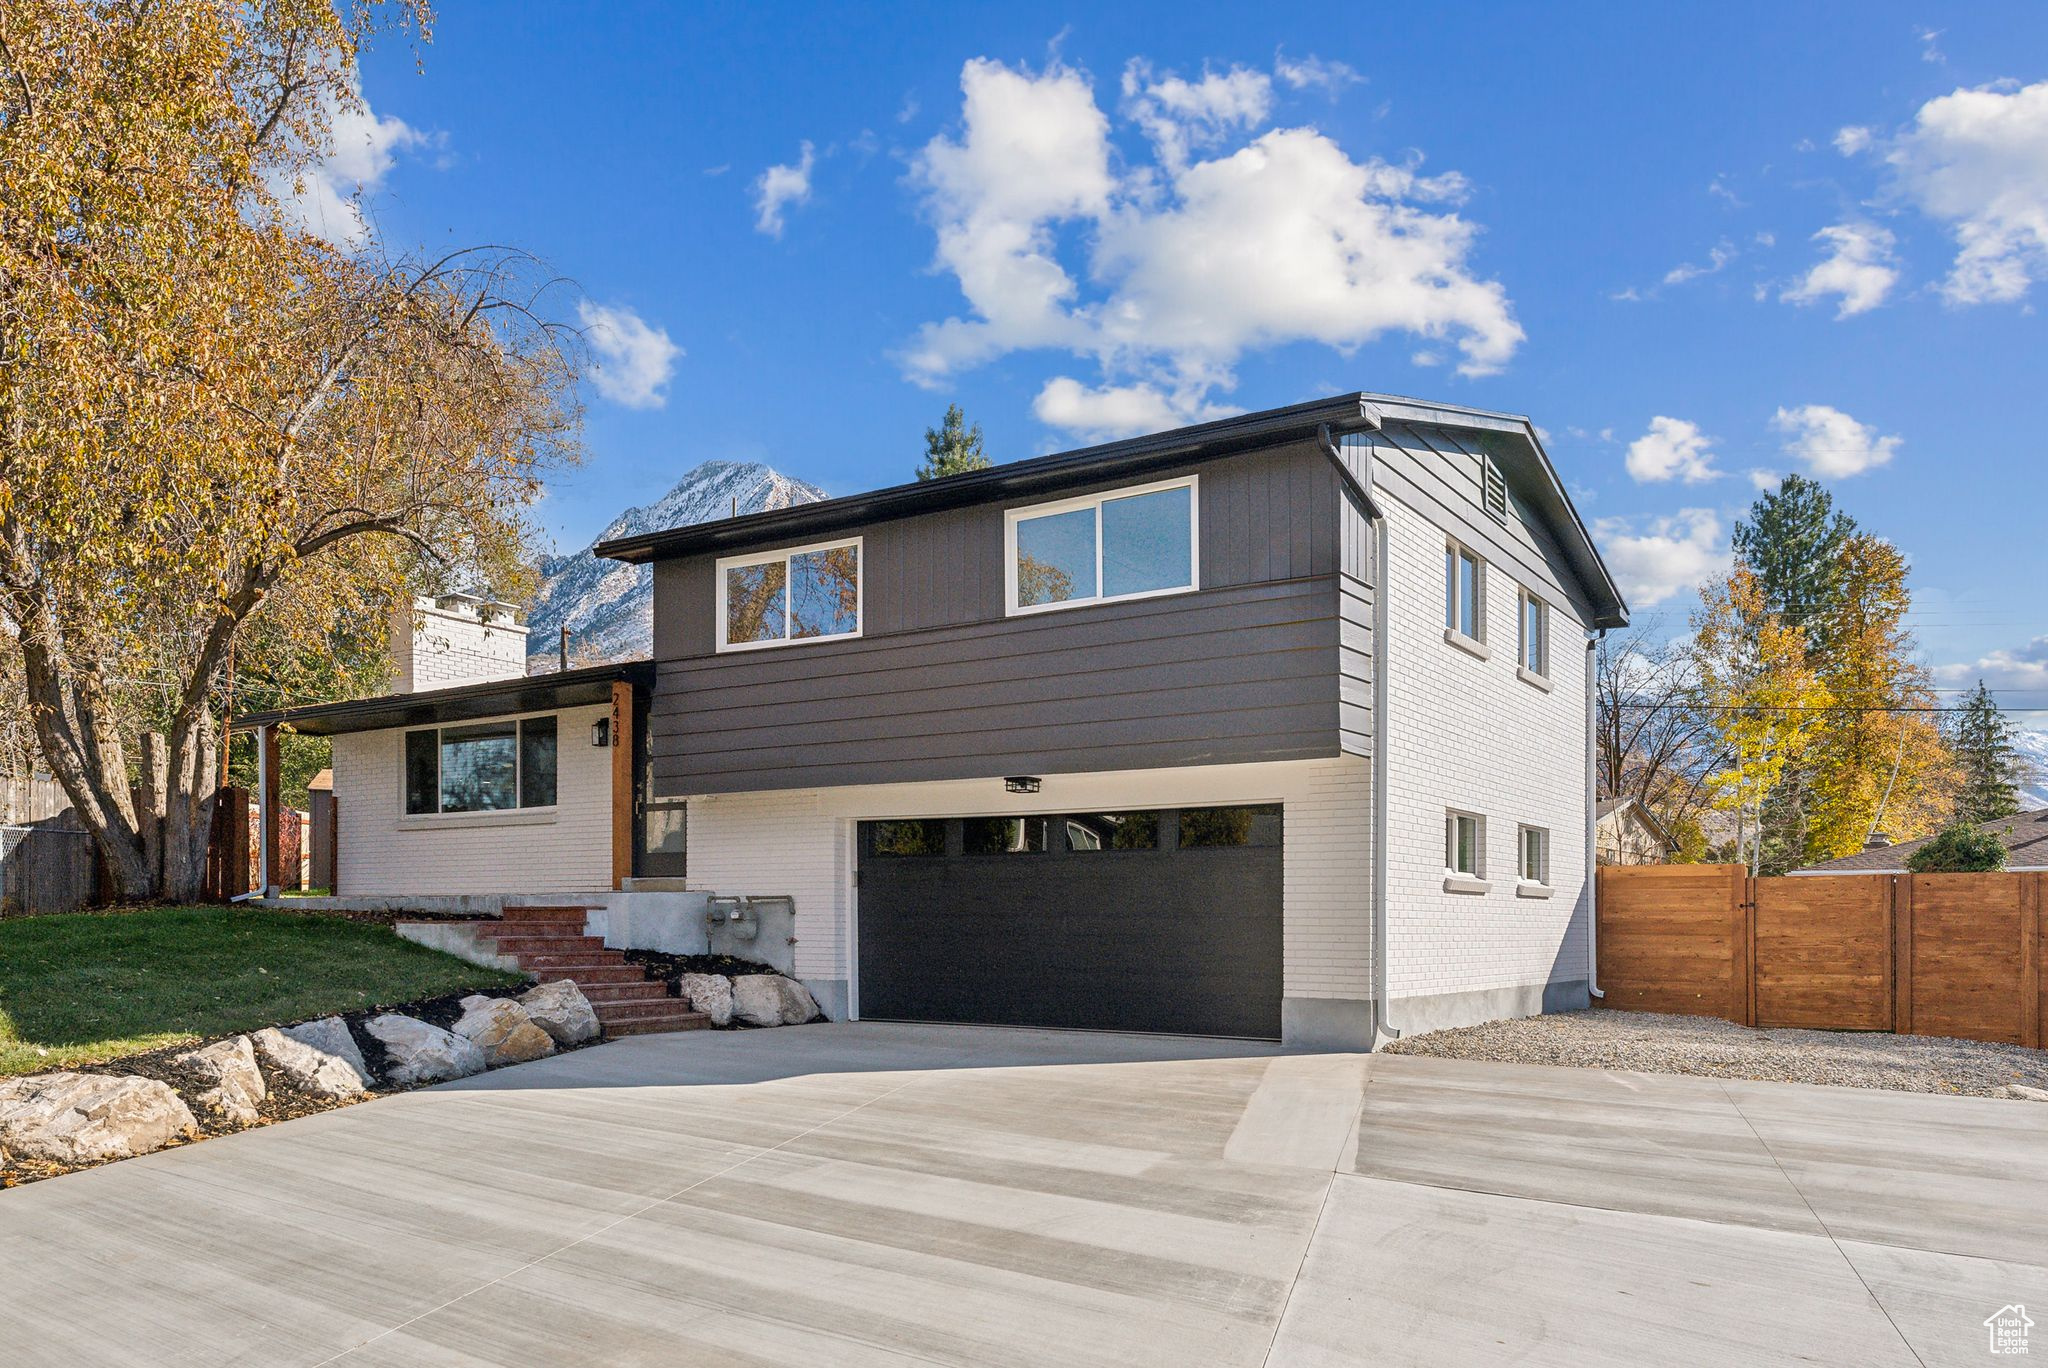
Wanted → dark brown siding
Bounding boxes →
[648,439,1360,795]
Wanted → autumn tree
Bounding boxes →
[1691,568,1832,874]
[1946,681,2030,825]
[917,403,990,480]
[0,1,580,899]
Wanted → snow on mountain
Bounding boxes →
[2013,729,2048,811]
[527,461,828,668]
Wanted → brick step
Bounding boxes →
[500,904,598,921]
[522,963,647,985]
[604,1012,712,1037]
[573,981,674,1004]
[595,996,706,1022]
[482,918,587,938]
[482,934,610,955]
[511,948,629,968]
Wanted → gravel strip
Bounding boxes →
[1382,1008,2048,1098]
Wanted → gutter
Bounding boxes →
[1318,423,1400,1045]
[1586,630,1604,998]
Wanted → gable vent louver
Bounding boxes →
[1482,457,1509,523]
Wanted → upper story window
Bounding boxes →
[1005,477,1198,616]
[1518,588,1549,678]
[1445,541,1484,642]
[404,715,556,816]
[717,538,862,652]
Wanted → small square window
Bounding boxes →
[1518,589,1549,678]
[1445,811,1484,878]
[1445,543,1482,641]
[1518,826,1550,885]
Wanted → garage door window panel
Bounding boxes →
[963,817,1050,855]
[1064,811,1160,852]
[1177,804,1282,848]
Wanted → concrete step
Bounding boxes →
[604,1012,712,1037]
[523,964,647,985]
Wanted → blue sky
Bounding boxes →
[339,2,2048,715]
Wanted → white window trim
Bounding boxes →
[1516,823,1552,896]
[1517,585,1550,684]
[1444,539,1485,648]
[402,714,559,818]
[1444,808,1489,892]
[1003,475,1200,618]
[715,536,864,653]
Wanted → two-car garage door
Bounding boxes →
[855,805,1283,1039]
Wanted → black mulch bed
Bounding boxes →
[2,985,607,1189]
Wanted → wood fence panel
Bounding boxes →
[1752,876,1892,1031]
[1904,872,2024,1045]
[1596,864,1744,1017]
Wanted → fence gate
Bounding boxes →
[1597,864,2045,1050]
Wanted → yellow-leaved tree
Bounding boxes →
[0,1,580,899]
[1692,568,1832,873]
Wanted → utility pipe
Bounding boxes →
[1586,629,1605,998]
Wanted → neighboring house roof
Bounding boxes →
[595,392,1629,628]
[232,660,654,737]
[1596,796,1675,850]
[1792,807,2048,874]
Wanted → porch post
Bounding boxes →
[610,681,633,891]
[259,724,281,897]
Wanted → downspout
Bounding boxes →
[1318,423,1397,1043]
[1585,629,1605,998]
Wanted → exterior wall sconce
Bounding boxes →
[591,718,612,748]
[1004,776,1041,794]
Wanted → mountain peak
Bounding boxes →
[528,460,829,667]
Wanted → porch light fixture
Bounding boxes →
[591,718,611,748]
[1004,776,1041,794]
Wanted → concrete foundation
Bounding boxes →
[1384,978,1590,1038]
[1282,996,1378,1051]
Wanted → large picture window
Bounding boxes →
[717,538,862,651]
[404,716,557,816]
[1005,477,1197,615]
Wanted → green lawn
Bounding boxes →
[0,906,525,1077]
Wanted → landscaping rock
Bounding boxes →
[363,1014,486,1086]
[452,997,556,1067]
[252,1022,373,1097]
[171,1035,266,1124]
[676,973,734,1027]
[2010,1084,2048,1103]
[0,1072,198,1165]
[732,974,817,1027]
[518,981,600,1045]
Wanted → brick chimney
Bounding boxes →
[390,593,529,693]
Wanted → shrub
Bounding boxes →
[1905,824,2007,874]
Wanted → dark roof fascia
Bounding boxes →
[595,395,1383,565]
[233,661,654,737]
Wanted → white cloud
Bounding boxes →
[577,301,682,409]
[1625,416,1721,484]
[752,141,816,237]
[1770,403,1901,477]
[905,57,1523,434]
[1122,60,1273,171]
[1662,241,1735,286]
[1032,376,1237,441]
[1935,636,2048,691]
[1746,468,1782,491]
[1862,80,2048,304]
[1780,222,1900,316]
[273,83,428,246]
[1834,125,1874,155]
[1918,27,1946,64]
[1274,53,1362,96]
[1594,509,1728,609]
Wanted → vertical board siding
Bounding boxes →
[1599,866,2046,1048]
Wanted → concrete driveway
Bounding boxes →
[1,1023,2043,1367]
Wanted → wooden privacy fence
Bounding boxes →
[1597,864,2045,1049]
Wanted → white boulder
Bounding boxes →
[732,974,818,1027]
[2010,1084,2048,1103]
[363,1014,486,1086]
[0,1072,198,1165]
[252,1021,373,1097]
[676,973,734,1027]
[452,997,556,1067]
[171,1035,266,1124]
[518,981,601,1045]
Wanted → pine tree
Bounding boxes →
[1731,475,1857,654]
[917,404,991,481]
[1947,681,2025,824]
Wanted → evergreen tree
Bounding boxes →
[1947,681,2025,824]
[1731,475,1857,654]
[917,404,991,481]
